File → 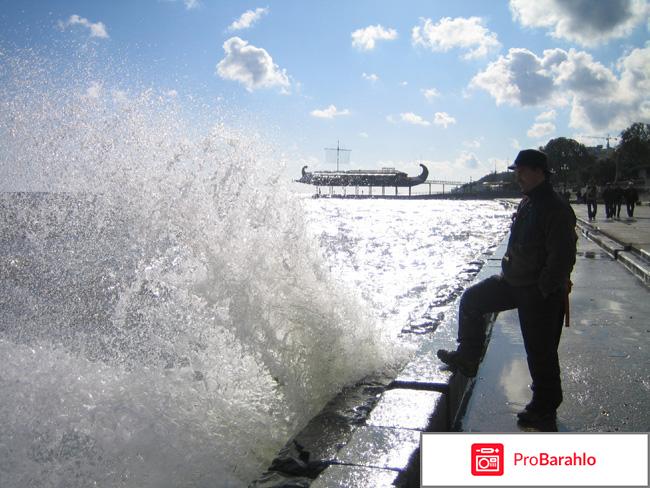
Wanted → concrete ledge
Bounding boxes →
[617,250,650,285]
[252,231,512,487]
[576,217,650,285]
[335,425,420,470]
[585,231,628,258]
[367,389,446,432]
[310,465,399,488]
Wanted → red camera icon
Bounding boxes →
[471,443,504,476]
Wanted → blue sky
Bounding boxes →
[1,0,649,181]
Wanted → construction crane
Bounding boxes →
[580,134,620,149]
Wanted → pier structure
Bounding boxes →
[315,177,465,198]
[298,145,474,198]
[298,164,432,198]
[423,178,465,196]
[312,178,487,199]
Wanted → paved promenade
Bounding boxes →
[572,200,650,258]
[461,201,650,432]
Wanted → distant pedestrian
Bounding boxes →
[585,182,598,221]
[602,183,615,219]
[437,149,577,430]
[624,181,639,218]
[613,182,624,219]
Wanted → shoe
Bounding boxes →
[517,408,556,424]
[436,349,479,377]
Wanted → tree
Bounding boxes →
[620,122,650,144]
[541,138,595,187]
[616,122,650,181]
[593,157,616,184]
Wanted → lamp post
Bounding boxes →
[560,163,569,199]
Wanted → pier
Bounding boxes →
[311,179,507,199]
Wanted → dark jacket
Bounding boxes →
[585,185,598,201]
[624,187,639,204]
[502,180,577,297]
[613,185,624,204]
[602,185,614,203]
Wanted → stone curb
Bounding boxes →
[576,217,650,286]
[303,251,505,487]
[248,242,507,488]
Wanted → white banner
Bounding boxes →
[421,433,648,486]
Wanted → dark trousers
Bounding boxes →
[457,275,566,411]
[626,201,636,217]
[587,200,597,219]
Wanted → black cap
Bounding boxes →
[508,149,549,172]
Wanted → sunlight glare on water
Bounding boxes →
[303,198,511,333]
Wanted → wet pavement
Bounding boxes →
[571,200,650,259]
[461,201,650,432]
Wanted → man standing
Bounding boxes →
[437,149,577,428]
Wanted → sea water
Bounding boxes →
[303,198,512,335]
[0,47,512,487]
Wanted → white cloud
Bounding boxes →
[527,121,556,138]
[228,7,269,31]
[469,48,563,106]
[391,110,456,128]
[422,88,441,101]
[489,157,510,173]
[400,112,431,126]
[166,89,178,97]
[618,42,650,104]
[359,132,369,138]
[362,72,379,83]
[458,151,480,169]
[554,50,619,96]
[555,47,648,131]
[510,0,649,47]
[463,139,482,149]
[536,109,557,121]
[434,112,457,128]
[511,138,522,150]
[59,14,109,38]
[400,81,409,86]
[216,37,290,92]
[351,24,398,51]
[160,0,200,10]
[310,105,350,119]
[412,17,500,59]
[469,44,650,133]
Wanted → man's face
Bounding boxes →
[514,165,545,193]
